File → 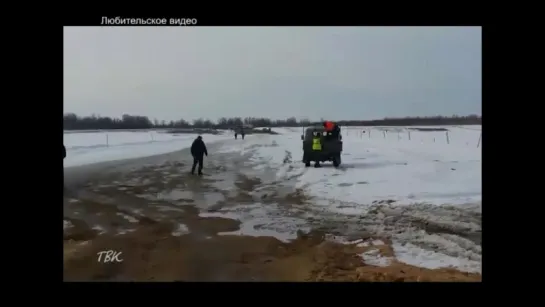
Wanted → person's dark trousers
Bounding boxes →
[191,155,204,175]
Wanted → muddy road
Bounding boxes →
[63,138,481,281]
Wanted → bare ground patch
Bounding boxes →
[64,226,480,281]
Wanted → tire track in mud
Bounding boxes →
[194,138,315,242]
[63,139,302,238]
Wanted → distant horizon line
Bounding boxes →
[63,113,482,122]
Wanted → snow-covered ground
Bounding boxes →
[63,130,232,167]
[219,126,481,208]
[213,125,482,273]
[64,126,482,273]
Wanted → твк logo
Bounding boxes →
[97,250,123,263]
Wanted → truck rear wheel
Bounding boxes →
[332,154,341,167]
[303,153,311,167]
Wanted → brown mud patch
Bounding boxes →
[64,221,481,282]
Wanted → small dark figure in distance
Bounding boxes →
[235,126,245,140]
[190,136,208,175]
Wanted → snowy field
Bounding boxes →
[64,125,482,273]
[218,126,481,208]
[63,130,233,167]
[212,125,482,273]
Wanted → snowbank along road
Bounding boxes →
[63,127,481,281]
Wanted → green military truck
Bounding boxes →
[301,126,343,167]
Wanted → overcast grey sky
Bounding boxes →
[64,26,481,122]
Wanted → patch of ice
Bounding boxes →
[171,223,190,236]
[157,190,194,201]
[360,249,394,267]
[155,205,185,213]
[202,203,311,243]
[116,228,136,235]
[324,234,364,245]
[154,190,225,209]
[219,220,307,243]
[324,234,351,244]
[199,211,241,220]
[372,239,385,246]
[64,220,73,230]
[116,212,139,223]
[392,241,481,273]
[356,239,385,247]
[92,225,107,234]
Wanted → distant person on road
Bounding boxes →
[190,135,208,175]
[234,126,245,140]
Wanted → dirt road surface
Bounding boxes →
[63,139,481,281]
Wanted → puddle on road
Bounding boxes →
[171,223,190,236]
[157,190,194,201]
[123,178,153,187]
[199,203,311,243]
[218,216,311,243]
[209,171,238,191]
[116,212,139,223]
[155,205,185,213]
[136,189,225,209]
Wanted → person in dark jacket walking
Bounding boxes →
[190,136,208,175]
